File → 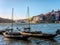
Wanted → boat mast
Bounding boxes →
[27,6,30,31]
[11,8,14,32]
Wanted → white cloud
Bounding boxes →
[0,13,26,20]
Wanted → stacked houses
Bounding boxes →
[31,10,60,23]
[17,10,60,23]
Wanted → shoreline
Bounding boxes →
[0,23,60,24]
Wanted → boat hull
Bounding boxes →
[3,32,29,40]
[20,32,57,39]
[30,34,57,39]
[0,30,5,35]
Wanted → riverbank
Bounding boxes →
[0,23,60,25]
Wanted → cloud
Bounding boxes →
[0,12,26,20]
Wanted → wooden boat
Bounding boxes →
[3,31,29,40]
[20,31,57,39]
[22,7,57,39]
[3,8,29,40]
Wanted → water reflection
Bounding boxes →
[4,38,31,45]
[0,35,60,45]
[30,37,60,45]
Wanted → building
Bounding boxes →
[32,16,40,23]
[32,14,46,23]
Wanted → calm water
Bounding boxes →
[0,23,60,45]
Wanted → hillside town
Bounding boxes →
[17,10,60,23]
[0,10,60,23]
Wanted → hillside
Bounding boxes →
[16,10,60,23]
[0,17,15,23]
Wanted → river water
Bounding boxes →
[0,23,60,45]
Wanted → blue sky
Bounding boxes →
[0,0,60,20]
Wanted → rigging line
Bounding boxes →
[27,6,30,28]
[11,8,14,32]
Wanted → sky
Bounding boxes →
[0,0,60,20]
